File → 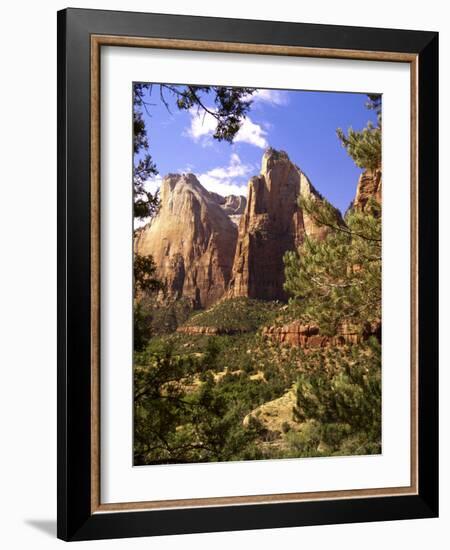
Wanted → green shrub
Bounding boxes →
[291,339,381,456]
[184,298,281,332]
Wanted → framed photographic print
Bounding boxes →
[57,8,438,541]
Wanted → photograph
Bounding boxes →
[132,83,383,466]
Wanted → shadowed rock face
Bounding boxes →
[210,192,247,216]
[209,192,247,226]
[228,148,340,301]
[134,173,238,308]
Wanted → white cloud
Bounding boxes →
[198,153,254,197]
[252,89,289,106]
[185,110,217,142]
[185,109,268,149]
[136,154,253,217]
[134,217,149,230]
[133,175,163,230]
[142,174,162,197]
[176,163,195,173]
[183,89,289,148]
[233,118,268,149]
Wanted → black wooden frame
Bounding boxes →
[57,7,438,541]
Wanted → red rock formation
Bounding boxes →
[262,320,381,349]
[228,148,341,301]
[353,168,382,211]
[134,173,238,308]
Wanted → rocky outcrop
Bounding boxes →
[210,193,247,216]
[228,148,341,301]
[176,326,221,335]
[353,168,382,211]
[243,387,297,433]
[134,173,238,308]
[262,320,381,348]
[209,193,247,226]
[176,325,241,335]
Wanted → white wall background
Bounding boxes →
[0,1,447,548]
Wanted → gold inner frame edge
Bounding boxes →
[90,34,419,514]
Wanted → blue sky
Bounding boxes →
[136,86,379,215]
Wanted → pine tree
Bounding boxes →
[283,196,382,456]
[284,196,381,336]
[133,84,161,220]
[134,253,164,296]
[133,341,262,465]
[336,93,382,170]
[291,339,382,456]
[282,95,383,456]
[133,254,164,351]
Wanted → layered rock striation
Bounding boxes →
[262,320,381,349]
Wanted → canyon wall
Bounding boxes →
[228,148,341,301]
[134,173,238,308]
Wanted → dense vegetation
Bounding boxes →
[289,339,381,456]
[184,298,281,332]
[134,319,303,464]
[134,338,266,465]
[284,196,381,335]
[134,292,381,463]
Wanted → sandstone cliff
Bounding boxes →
[228,148,341,301]
[262,319,381,349]
[134,173,238,308]
[353,168,382,211]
